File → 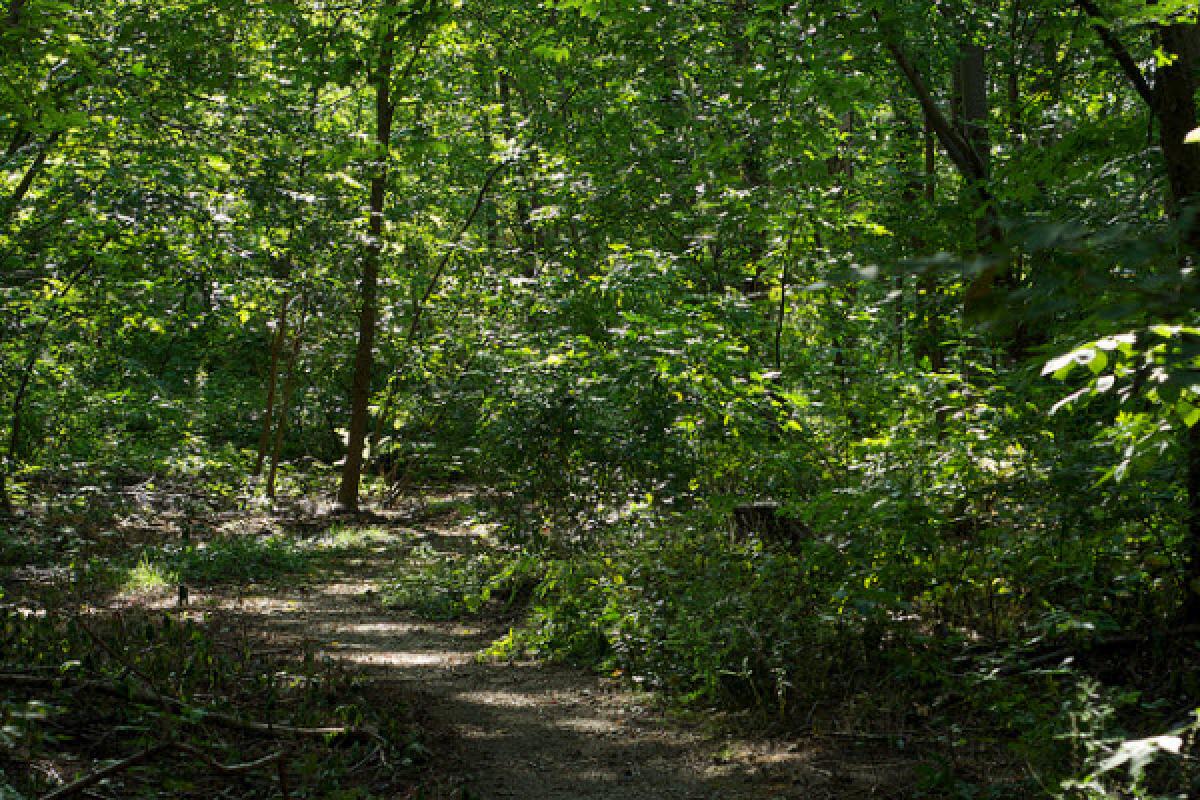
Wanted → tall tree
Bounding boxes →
[1073,1,1200,616]
[337,14,399,511]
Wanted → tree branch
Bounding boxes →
[0,672,379,742]
[173,742,287,776]
[1074,0,1158,111]
[406,160,507,342]
[5,0,25,28]
[874,14,987,183]
[38,743,172,800]
[1,130,60,227]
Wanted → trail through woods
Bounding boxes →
[111,496,919,799]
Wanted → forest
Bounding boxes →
[2,0,1200,797]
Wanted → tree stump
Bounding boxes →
[731,501,813,549]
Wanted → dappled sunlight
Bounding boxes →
[554,716,623,735]
[338,649,475,668]
[454,688,549,709]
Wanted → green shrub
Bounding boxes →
[382,545,544,620]
[126,534,310,588]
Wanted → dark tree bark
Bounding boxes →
[268,297,309,500]
[5,0,25,29]
[955,43,992,246]
[1076,5,1200,617]
[1155,23,1200,252]
[497,70,539,277]
[254,290,291,477]
[1155,24,1200,619]
[337,24,396,512]
[878,15,1006,319]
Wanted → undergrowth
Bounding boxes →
[382,507,1200,799]
[381,543,542,620]
[129,534,312,587]
[0,606,433,799]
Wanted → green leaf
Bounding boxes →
[1180,402,1200,427]
[1043,352,1076,379]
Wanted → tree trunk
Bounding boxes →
[5,0,26,28]
[910,121,945,372]
[879,17,1006,324]
[3,257,94,512]
[1156,24,1200,254]
[253,291,291,477]
[955,43,993,250]
[0,465,10,514]
[1,131,59,229]
[1153,23,1200,618]
[337,24,396,512]
[267,298,308,500]
[1083,8,1200,617]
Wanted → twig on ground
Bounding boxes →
[38,743,172,800]
[37,740,291,800]
[173,741,287,774]
[0,671,381,742]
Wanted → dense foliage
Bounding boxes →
[4,0,1200,796]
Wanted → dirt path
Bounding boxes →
[127,504,908,800]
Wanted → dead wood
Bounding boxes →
[38,743,172,800]
[0,671,380,742]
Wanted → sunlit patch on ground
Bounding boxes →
[339,649,474,668]
[554,716,623,734]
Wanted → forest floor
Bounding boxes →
[6,490,927,799]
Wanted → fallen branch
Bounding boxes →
[978,623,1200,677]
[173,742,287,775]
[0,671,379,742]
[37,740,289,800]
[39,743,172,800]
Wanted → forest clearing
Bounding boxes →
[3,0,1200,797]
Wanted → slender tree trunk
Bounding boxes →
[1,131,59,228]
[4,128,32,161]
[880,17,1006,319]
[3,257,94,512]
[337,24,396,512]
[254,291,291,477]
[916,123,945,372]
[955,43,993,250]
[268,298,308,500]
[5,0,25,27]
[497,71,539,277]
[774,206,804,371]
